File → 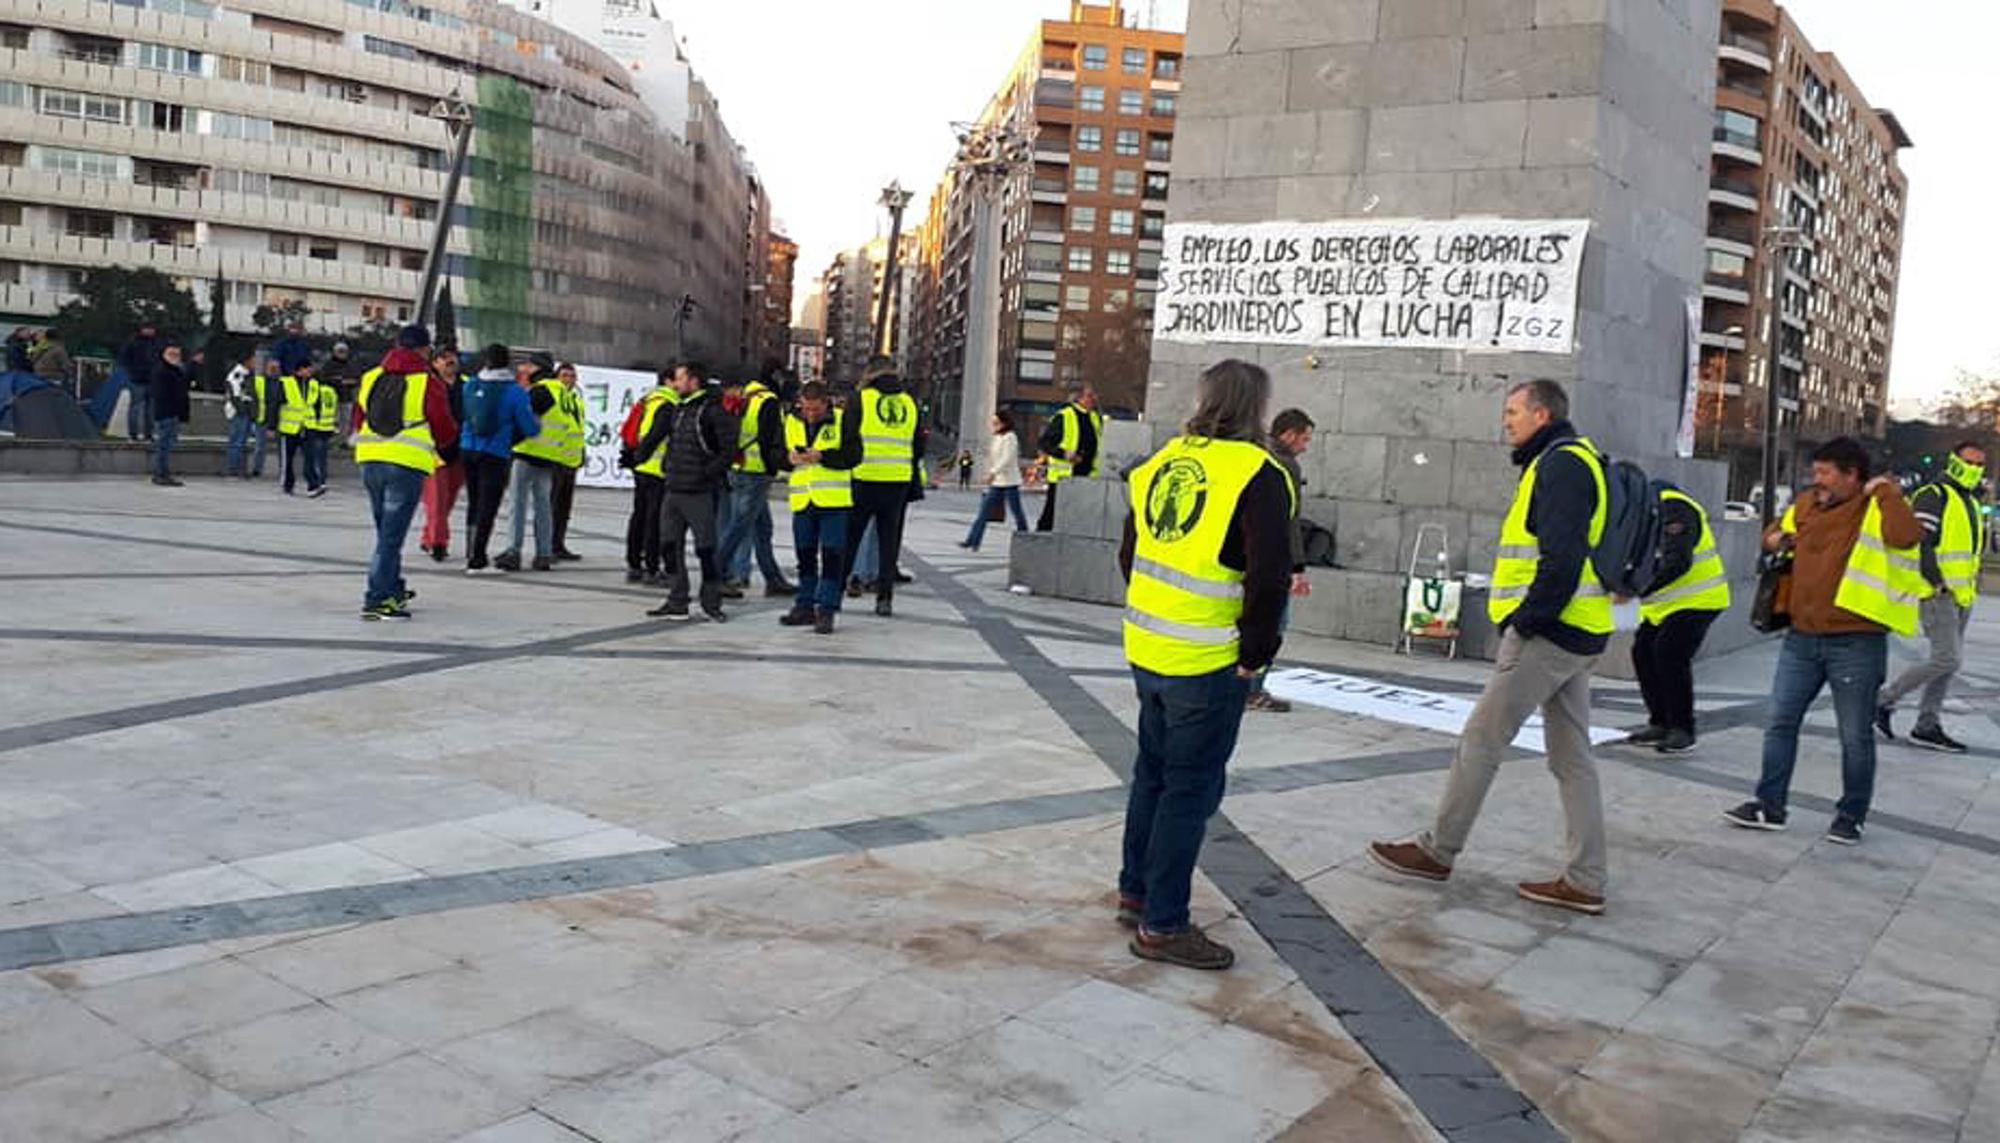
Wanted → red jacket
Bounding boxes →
[350,347,459,455]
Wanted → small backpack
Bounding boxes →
[1557,439,1663,598]
[465,380,502,439]
[364,373,411,438]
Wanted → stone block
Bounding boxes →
[1186,0,1241,54]
[1180,52,1292,120]
[1169,116,1228,181]
[1363,38,1466,108]
[1224,111,1320,178]
[1386,439,1456,508]
[1341,171,1460,216]
[1339,373,1507,440]
[1312,434,1388,500]
[1366,100,1529,173]
[1313,109,1369,174]
[1099,419,1155,476]
[1465,511,1505,576]
[1465,0,1537,32]
[1524,97,1600,168]
[1536,0,1607,24]
[1284,44,1368,112]
[1007,531,1062,596]
[1461,26,1605,102]
[1054,476,1115,540]
[1452,167,1599,217]
[1333,499,1405,574]
[1235,0,1380,54]
[1165,177,1281,224]
[1294,493,1340,538]
[1450,441,1517,515]
[1273,174,1357,219]
[1262,355,1341,424]
[1057,537,1125,606]
[1343,570,1408,645]
[1400,507,1473,571]
[1285,568,1344,637]
[1379,0,1465,39]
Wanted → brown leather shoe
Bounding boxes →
[1517,878,1605,915]
[1129,926,1234,970]
[1368,840,1452,882]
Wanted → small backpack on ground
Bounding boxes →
[1557,439,1664,598]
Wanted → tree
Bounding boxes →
[434,280,458,350]
[47,267,202,357]
[203,276,233,387]
[1938,368,2000,432]
[252,298,312,335]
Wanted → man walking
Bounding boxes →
[848,357,919,617]
[1370,380,1613,915]
[149,342,189,487]
[780,381,862,635]
[275,356,324,498]
[1116,360,1294,970]
[1245,408,1316,714]
[620,369,677,584]
[1877,441,1988,752]
[643,362,737,622]
[1626,486,1733,753]
[717,375,794,599]
[353,325,458,620]
[1725,438,1923,843]
[117,323,160,441]
[1037,383,1104,532]
[459,344,538,574]
[496,359,572,572]
[419,344,468,561]
[302,358,340,495]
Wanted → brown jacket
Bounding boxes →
[1765,485,1922,634]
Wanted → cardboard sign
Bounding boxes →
[571,366,659,490]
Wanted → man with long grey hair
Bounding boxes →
[1115,359,1296,969]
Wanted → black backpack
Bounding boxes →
[1555,439,1663,599]
[365,372,411,438]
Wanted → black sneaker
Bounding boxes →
[361,598,411,622]
[1909,726,1969,754]
[1874,704,1896,741]
[893,571,913,585]
[648,601,691,621]
[1722,801,1787,831]
[874,598,893,618]
[643,570,664,587]
[701,604,729,623]
[554,549,582,562]
[530,556,554,572]
[1826,817,1864,845]
[625,567,644,584]
[1656,728,1697,755]
[494,551,522,572]
[1624,725,1669,747]
[719,581,745,600]
[1129,926,1234,971]
[765,579,797,598]
[306,486,327,499]
[428,545,448,563]
[845,578,864,599]
[813,608,836,635]
[779,605,816,627]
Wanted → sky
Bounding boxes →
[660,0,1989,416]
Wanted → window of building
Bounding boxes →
[1064,285,1091,310]
[1148,134,1172,161]
[1103,288,1130,312]
[1081,44,1107,70]
[400,250,423,271]
[1112,168,1139,196]
[0,81,24,108]
[40,89,126,125]
[1070,205,1096,232]
[269,234,299,256]
[65,210,115,239]
[210,113,274,142]
[215,56,269,84]
[1155,54,1180,79]
[1105,250,1132,275]
[1114,128,1141,156]
[1073,165,1099,191]
[1024,280,1061,313]
[0,203,20,227]
[1068,246,1093,273]
[308,240,337,261]
[35,147,123,179]
[1118,88,1142,116]
[0,25,27,50]
[362,35,422,62]
[1076,125,1101,152]
[363,244,390,267]
[140,101,188,132]
[1145,171,1170,200]
[1122,46,1146,74]
[1107,209,1135,236]
[1707,250,1748,280]
[1141,212,1164,238]
[1136,250,1162,279]
[1078,84,1104,112]
[1020,358,1055,382]
[1151,91,1176,117]
[135,42,203,74]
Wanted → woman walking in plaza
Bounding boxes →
[958,412,1030,552]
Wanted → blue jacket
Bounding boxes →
[459,369,539,457]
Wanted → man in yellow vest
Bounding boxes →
[1877,441,1987,752]
[847,356,919,617]
[548,359,586,562]
[1625,486,1732,754]
[1372,380,1613,915]
[276,358,321,497]
[640,361,739,622]
[780,381,863,634]
[1036,384,1104,532]
[496,358,574,573]
[1724,437,1924,843]
[717,371,794,599]
[301,357,341,498]
[1117,360,1294,970]
[620,369,678,584]
[352,324,458,620]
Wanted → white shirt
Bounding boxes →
[224,365,252,418]
[986,431,1021,487]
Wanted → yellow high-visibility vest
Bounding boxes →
[515,379,576,466]
[1923,481,1985,608]
[353,369,436,474]
[305,378,338,434]
[277,375,311,436]
[1781,497,1924,634]
[1640,489,1732,623]
[785,411,853,511]
[733,382,774,475]
[1045,403,1104,483]
[632,387,676,478]
[1487,438,1613,635]
[853,387,916,483]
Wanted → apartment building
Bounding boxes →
[1697,0,1910,493]
[909,1,1181,436]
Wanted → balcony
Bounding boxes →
[1703,272,1751,305]
[1718,31,1773,72]
[1033,143,1070,166]
[1711,127,1762,166]
[1718,75,1767,101]
[1708,175,1759,212]
[1706,221,1756,257]
[1700,325,1747,351]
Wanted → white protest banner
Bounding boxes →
[1676,294,1701,459]
[571,366,658,490]
[1156,218,1590,354]
[1262,668,1625,753]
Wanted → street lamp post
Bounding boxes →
[414,94,474,327]
[950,120,1032,465]
[1759,225,1807,527]
[872,180,914,360]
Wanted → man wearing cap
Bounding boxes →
[352,324,459,620]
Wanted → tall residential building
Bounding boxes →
[1697,0,1910,494]
[0,0,770,369]
[818,246,873,390]
[910,1,1181,436]
[759,232,797,372]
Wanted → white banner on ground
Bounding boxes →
[1262,667,1625,754]
[571,366,657,490]
[1156,217,1590,353]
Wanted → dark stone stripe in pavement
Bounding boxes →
[0,627,487,656]
[903,551,1563,1143]
[0,745,1475,973]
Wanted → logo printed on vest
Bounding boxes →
[875,393,909,427]
[1145,457,1209,543]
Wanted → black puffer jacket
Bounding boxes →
[644,388,737,493]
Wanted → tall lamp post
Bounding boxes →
[872,181,914,360]
[414,93,474,327]
[950,120,1032,464]
[1759,225,1808,527]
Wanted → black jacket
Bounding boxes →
[1506,419,1609,656]
[1646,495,1704,596]
[746,393,787,474]
[1039,403,1101,477]
[117,335,160,386]
[152,361,190,421]
[1911,481,1981,590]
[646,388,737,493]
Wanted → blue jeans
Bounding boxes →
[1754,630,1887,823]
[225,413,254,475]
[719,471,786,583]
[250,426,270,476]
[303,431,330,491]
[962,485,1029,549]
[151,416,179,478]
[507,460,555,558]
[792,506,849,612]
[1120,664,1253,933]
[362,462,427,607]
[849,520,879,582]
[127,383,153,440]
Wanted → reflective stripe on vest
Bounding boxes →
[853,388,916,483]
[734,385,772,474]
[251,374,270,422]
[1045,404,1104,484]
[1926,482,1984,608]
[1486,439,1614,635]
[353,370,436,474]
[1639,489,1733,623]
[632,388,675,477]
[515,380,575,465]
[305,380,338,434]
[1122,436,1276,677]
[277,375,309,435]
[786,411,853,510]
[1781,497,1924,635]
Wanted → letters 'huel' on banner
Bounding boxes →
[1155,218,1591,354]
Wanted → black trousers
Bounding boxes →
[1037,481,1059,531]
[462,452,513,567]
[280,433,305,493]
[1632,609,1721,734]
[849,481,909,602]
[551,465,578,552]
[660,488,722,609]
[625,473,664,573]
